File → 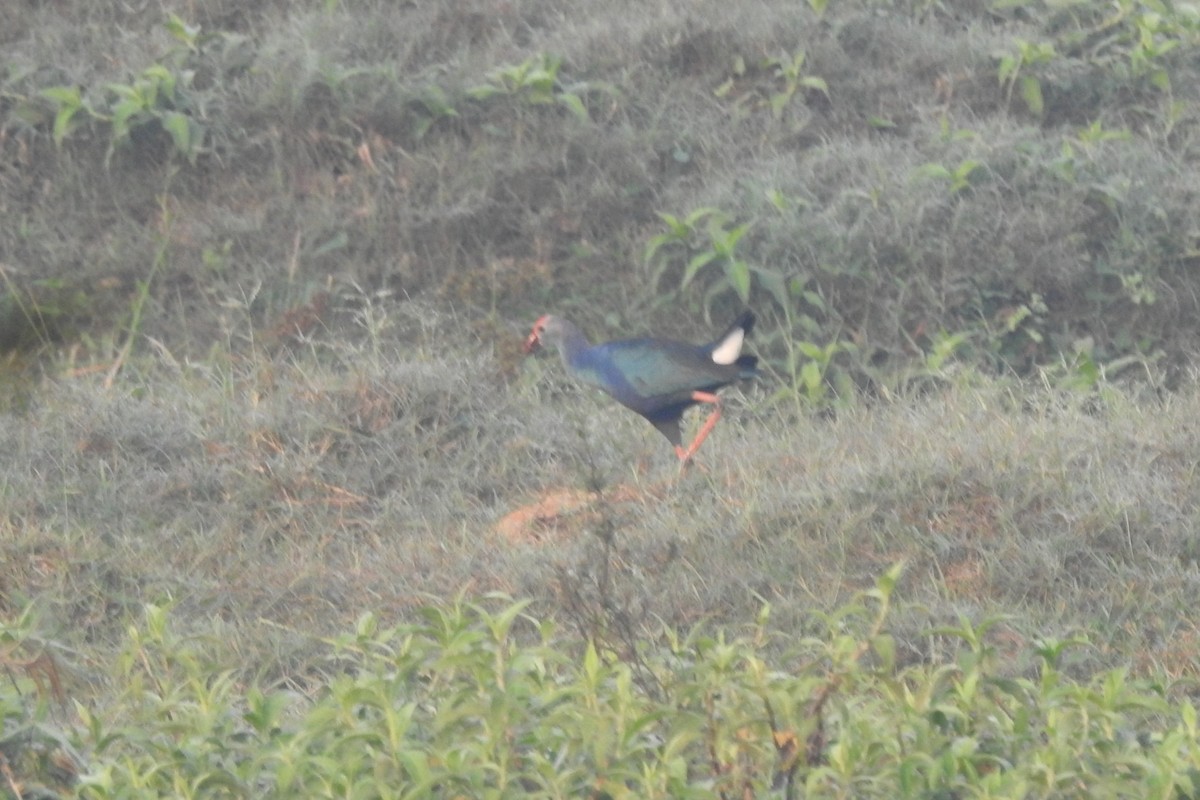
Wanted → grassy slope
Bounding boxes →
[5,339,1200,677]
[2,0,1200,793]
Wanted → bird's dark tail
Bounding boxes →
[727,310,755,337]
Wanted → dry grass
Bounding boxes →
[4,298,1200,690]
[2,0,1200,714]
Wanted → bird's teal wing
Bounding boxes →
[597,340,732,399]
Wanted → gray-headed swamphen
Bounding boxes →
[523,312,758,464]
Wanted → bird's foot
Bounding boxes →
[674,446,709,475]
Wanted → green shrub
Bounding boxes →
[71,572,1200,799]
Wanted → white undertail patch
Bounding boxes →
[710,328,744,365]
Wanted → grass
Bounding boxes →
[6,309,1200,793]
[3,0,1200,794]
[4,321,1200,672]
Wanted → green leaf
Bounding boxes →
[656,211,683,231]
[685,207,721,227]
[142,64,176,101]
[42,86,83,145]
[52,105,79,146]
[396,749,433,786]
[466,84,501,101]
[801,289,825,309]
[997,54,1018,86]
[711,221,749,256]
[728,222,751,245]
[583,640,601,684]
[753,266,789,310]
[41,85,81,105]
[800,360,823,392]
[725,259,751,303]
[165,12,201,48]
[873,633,896,669]
[161,111,192,155]
[557,92,589,121]
[878,562,904,595]
[110,98,144,141]
[682,251,716,288]
[801,75,829,97]
[796,341,825,360]
[482,596,532,641]
[644,235,673,266]
[914,163,953,181]
[355,611,377,638]
[1021,75,1044,116]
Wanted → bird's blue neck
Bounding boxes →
[553,322,593,369]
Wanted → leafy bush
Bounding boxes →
[25,14,236,164]
[0,605,83,799]
[69,571,1200,799]
[468,54,594,122]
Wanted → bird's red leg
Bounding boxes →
[676,391,722,465]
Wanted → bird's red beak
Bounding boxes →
[523,317,548,354]
[522,330,541,354]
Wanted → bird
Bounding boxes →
[522,311,758,464]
